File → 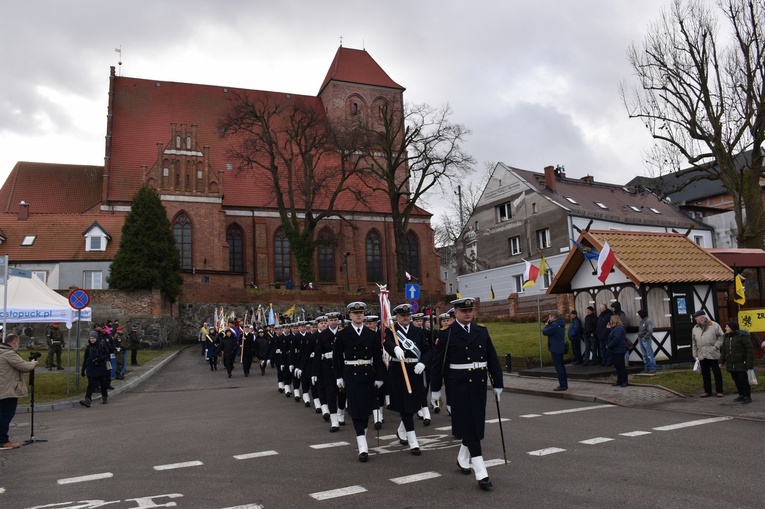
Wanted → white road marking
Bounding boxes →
[527,447,566,456]
[653,416,732,431]
[234,450,278,460]
[378,434,397,441]
[434,425,452,431]
[221,505,264,509]
[543,404,614,415]
[57,472,114,484]
[153,460,204,471]
[0,487,5,493]
[389,471,441,484]
[580,437,614,445]
[485,418,511,424]
[620,431,652,437]
[485,458,508,467]
[310,441,350,449]
[520,414,543,418]
[310,485,367,500]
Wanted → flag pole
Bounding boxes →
[379,284,412,394]
[537,296,543,368]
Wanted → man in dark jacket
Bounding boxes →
[582,306,598,365]
[568,310,583,365]
[596,304,613,366]
[543,311,568,391]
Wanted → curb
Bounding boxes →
[16,348,183,413]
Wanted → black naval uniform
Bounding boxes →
[314,325,341,425]
[333,323,384,437]
[241,329,256,376]
[269,333,285,390]
[384,323,431,431]
[254,330,271,376]
[221,330,239,378]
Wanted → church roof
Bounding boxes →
[0,162,103,215]
[318,46,404,95]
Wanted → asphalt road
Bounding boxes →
[2,347,761,508]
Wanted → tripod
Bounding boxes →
[22,368,47,446]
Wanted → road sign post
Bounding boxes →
[68,288,91,391]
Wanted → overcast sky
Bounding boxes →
[1,0,686,219]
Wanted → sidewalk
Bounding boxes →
[502,371,765,422]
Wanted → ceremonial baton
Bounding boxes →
[495,391,508,464]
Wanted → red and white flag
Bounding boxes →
[597,240,616,284]
[405,271,412,281]
[522,260,540,289]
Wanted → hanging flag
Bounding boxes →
[572,238,599,260]
[379,285,393,328]
[734,274,746,305]
[490,284,495,300]
[268,304,275,325]
[455,292,462,299]
[405,271,413,281]
[523,260,540,289]
[597,240,616,284]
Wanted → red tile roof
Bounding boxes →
[0,214,123,262]
[0,162,103,214]
[318,47,404,95]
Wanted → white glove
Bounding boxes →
[394,346,405,360]
[280,365,285,370]
[311,376,318,386]
[493,387,503,401]
[295,368,302,378]
[431,390,441,408]
[289,365,294,373]
[337,378,344,389]
[374,380,384,388]
[414,362,426,375]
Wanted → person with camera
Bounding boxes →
[1,334,38,448]
[543,311,568,391]
[80,332,110,407]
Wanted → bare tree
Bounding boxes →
[432,166,489,248]
[352,101,475,290]
[219,94,360,284]
[622,0,765,248]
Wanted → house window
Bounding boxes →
[536,228,551,250]
[366,231,383,282]
[694,235,704,247]
[595,201,608,209]
[496,202,512,223]
[83,270,103,290]
[89,236,102,251]
[542,269,553,288]
[163,168,169,177]
[33,271,47,283]
[514,275,524,293]
[564,196,579,205]
[531,203,537,214]
[176,135,181,148]
[227,225,244,272]
[649,207,662,214]
[508,236,522,256]
[448,282,453,293]
[405,231,420,279]
[274,229,292,282]
[474,220,479,231]
[21,235,36,246]
[197,170,203,179]
[186,136,191,149]
[173,213,192,270]
[444,270,448,279]
[629,205,641,212]
[317,229,335,282]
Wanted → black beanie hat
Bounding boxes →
[727,321,740,332]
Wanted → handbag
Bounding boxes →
[747,369,758,386]
[693,359,701,373]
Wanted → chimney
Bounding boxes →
[543,165,556,192]
[18,200,29,220]
[581,175,594,183]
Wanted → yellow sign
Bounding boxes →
[738,309,765,331]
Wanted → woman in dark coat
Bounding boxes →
[606,315,628,387]
[80,333,110,407]
[719,321,754,404]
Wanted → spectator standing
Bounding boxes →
[596,304,613,366]
[79,332,110,407]
[610,302,630,367]
[719,321,753,404]
[0,333,38,449]
[543,311,568,391]
[606,315,629,387]
[44,322,64,371]
[691,311,725,398]
[636,309,656,373]
[582,306,598,366]
[568,310,583,365]
[128,325,141,366]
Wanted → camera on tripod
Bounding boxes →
[28,352,42,361]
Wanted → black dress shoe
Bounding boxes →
[278,388,284,393]
[339,420,346,426]
[315,408,322,414]
[330,426,339,433]
[458,463,471,475]
[434,406,441,414]
[423,418,431,426]
[323,413,330,422]
[478,477,493,491]
[304,401,311,407]
[358,452,368,462]
[397,432,407,445]
[374,421,382,430]
[553,386,567,391]
[410,448,421,456]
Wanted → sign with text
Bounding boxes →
[738,308,765,331]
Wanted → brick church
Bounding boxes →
[0,47,442,302]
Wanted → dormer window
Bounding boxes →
[21,235,36,246]
[629,205,641,212]
[84,222,110,252]
[595,201,608,209]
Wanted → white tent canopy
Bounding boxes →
[1,275,91,328]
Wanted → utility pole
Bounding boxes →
[456,185,464,230]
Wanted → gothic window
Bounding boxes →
[366,230,383,282]
[405,231,420,280]
[317,228,335,282]
[275,228,292,282]
[227,225,244,273]
[173,213,192,270]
